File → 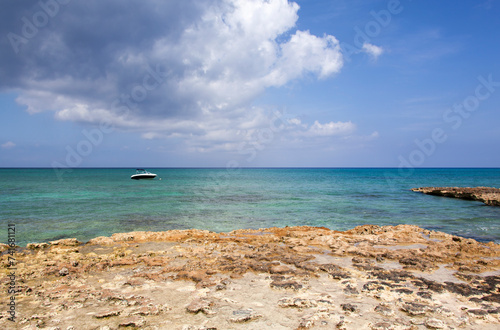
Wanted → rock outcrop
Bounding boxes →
[411,186,500,206]
[1,225,499,329]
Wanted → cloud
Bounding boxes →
[0,0,346,151]
[362,42,384,60]
[1,141,16,149]
[296,120,355,137]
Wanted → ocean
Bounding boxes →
[1,168,500,246]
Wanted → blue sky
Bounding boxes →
[1,0,499,168]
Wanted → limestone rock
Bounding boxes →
[411,187,500,206]
[119,316,145,327]
[186,298,214,315]
[49,238,81,246]
[278,297,318,308]
[94,309,122,318]
[424,318,445,329]
[58,268,69,276]
[401,302,428,316]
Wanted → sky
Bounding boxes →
[0,0,499,168]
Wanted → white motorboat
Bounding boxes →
[131,169,157,180]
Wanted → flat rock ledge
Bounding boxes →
[1,225,500,329]
[411,186,500,206]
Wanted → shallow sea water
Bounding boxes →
[1,168,499,245]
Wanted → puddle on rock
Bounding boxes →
[413,264,466,284]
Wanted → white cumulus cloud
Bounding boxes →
[1,0,350,152]
[301,120,355,137]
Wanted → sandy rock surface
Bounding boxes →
[1,225,500,329]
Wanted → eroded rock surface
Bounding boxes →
[411,186,500,206]
[1,225,499,329]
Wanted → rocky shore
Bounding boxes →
[1,225,500,329]
[411,187,500,206]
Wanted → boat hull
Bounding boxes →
[131,174,157,180]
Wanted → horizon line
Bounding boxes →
[1,166,500,170]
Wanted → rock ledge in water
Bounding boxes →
[411,186,500,206]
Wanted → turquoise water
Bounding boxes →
[1,168,500,246]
